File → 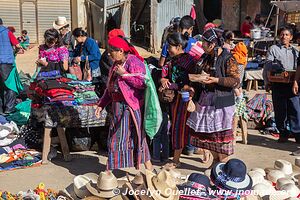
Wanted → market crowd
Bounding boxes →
[1,12,300,200]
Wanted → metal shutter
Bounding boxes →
[21,1,38,43]
[37,0,71,43]
[0,0,21,36]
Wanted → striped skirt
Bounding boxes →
[187,92,235,155]
[107,101,151,170]
[171,95,190,150]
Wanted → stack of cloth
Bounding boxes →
[0,124,41,171]
[68,81,99,106]
[29,77,75,107]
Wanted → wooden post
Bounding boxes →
[254,80,258,91]
[150,0,158,53]
[246,80,253,91]
[239,116,248,145]
[57,128,72,161]
[274,0,280,43]
[42,128,51,164]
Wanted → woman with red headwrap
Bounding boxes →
[95,36,153,171]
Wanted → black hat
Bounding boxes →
[211,159,253,194]
[177,173,218,200]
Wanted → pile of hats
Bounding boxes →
[72,158,255,200]
[249,158,300,199]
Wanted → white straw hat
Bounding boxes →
[275,177,295,190]
[274,160,293,175]
[248,171,264,186]
[266,170,286,184]
[250,168,266,177]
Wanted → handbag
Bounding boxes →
[69,64,83,80]
[83,56,92,81]
[158,88,175,103]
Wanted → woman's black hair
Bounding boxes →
[245,16,251,21]
[179,15,195,30]
[167,32,189,49]
[72,27,88,37]
[279,26,294,36]
[44,28,62,47]
[223,30,234,41]
[22,30,28,34]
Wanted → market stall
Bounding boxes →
[28,76,108,164]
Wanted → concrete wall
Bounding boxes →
[71,0,87,30]
[222,0,241,31]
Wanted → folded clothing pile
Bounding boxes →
[0,137,41,171]
[68,81,99,106]
[0,122,19,147]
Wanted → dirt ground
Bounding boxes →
[1,46,300,195]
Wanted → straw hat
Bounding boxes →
[279,183,300,198]
[252,183,276,197]
[166,169,186,184]
[266,170,286,184]
[82,196,105,200]
[86,171,119,198]
[53,16,69,30]
[248,171,265,186]
[275,177,295,190]
[73,173,98,198]
[250,168,266,177]
[268,190,290,200]
[274,160,293,175]
[145,169,179,200]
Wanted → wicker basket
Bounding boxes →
[267,70,296,83]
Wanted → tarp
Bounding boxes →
[271,1,300,13]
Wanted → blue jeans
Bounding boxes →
[152,112,169,161]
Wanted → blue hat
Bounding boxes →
[211,159,253,194]
[177,173,218,200]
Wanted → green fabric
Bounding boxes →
[31,66,41,82]
[143,62,163,139]
[4,62,24,94]
[74,91,98,99]
[7,99,32,125]
[66,73,78,80]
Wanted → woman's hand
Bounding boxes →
[36,59,48,66]
[161,78,171,89]
[74,56,81,63]
[293,81,299,95]
[115,64,126,76]
[202,77,219,85]
[95,106,103,118]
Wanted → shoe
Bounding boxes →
[278,136,289,143]
[182,149,194,156]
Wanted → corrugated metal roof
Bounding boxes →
[37,0,71,43]
[21,1,38,43]
[155,0,193,51]
[0,0,21,36]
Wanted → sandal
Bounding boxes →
[200,150,211,164]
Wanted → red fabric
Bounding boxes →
[203,23,216,31]
[108,37,144,62]
[44,89,74,98]
[241,22,253,37]
[8,31,19,46]
[108,29,125,40]
[190,5,196,20]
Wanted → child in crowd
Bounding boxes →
[36,28,69,72]
[231,42,248,100]
[18,30,30,50]
[223,30,235,52]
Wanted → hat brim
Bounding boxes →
[211,163,253,193]
[73,174,98,199]
[177,184,217,199]
[145,170,179,200]
[86,181,117,199]
[53,21,69,30]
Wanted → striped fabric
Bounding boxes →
[107,101,150,170]
[191,130,234,155]
[171,95,191,150]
